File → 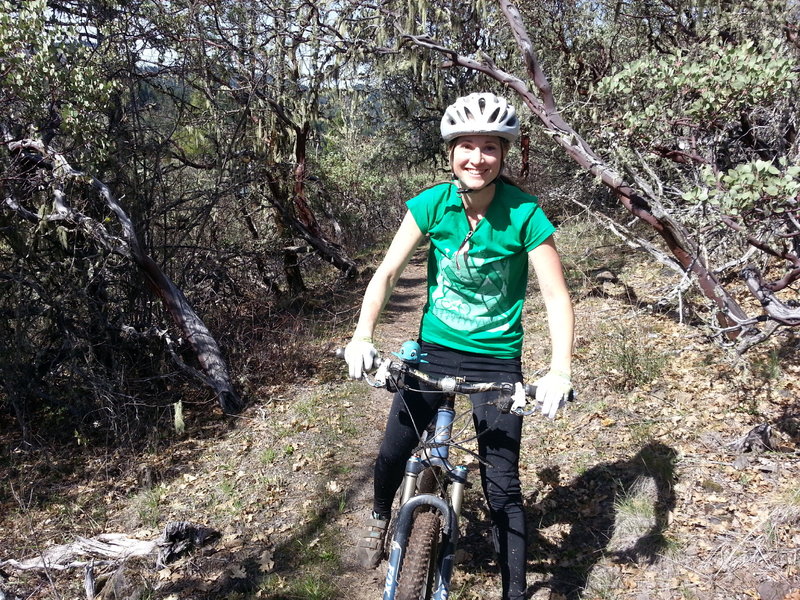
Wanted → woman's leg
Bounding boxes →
[358,385,441,568]
[473,392,527,600]
[372,386,440,517]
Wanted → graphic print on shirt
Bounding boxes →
[430,244,511,333]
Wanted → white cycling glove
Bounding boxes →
[510,382,527,414]
[344,338,378,379]
[534,370,572,419]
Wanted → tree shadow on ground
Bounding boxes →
[455,442,678,599]
[525,441,678,599]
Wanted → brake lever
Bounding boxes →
[370,358,392,388]
[509,386,577,417]
[511,401,544,417]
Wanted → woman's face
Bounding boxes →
[450,135,504,191]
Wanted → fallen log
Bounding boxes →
[727,423,775,453]
[0,521,219,573]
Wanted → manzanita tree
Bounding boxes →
[579,1,800,345]
[398,0,799,351]
[1,0,244,444]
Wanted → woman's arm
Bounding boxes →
[352,211,426,341]
[528,236,574,375]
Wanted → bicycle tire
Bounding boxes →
[416,465,443,494]
[395,508,441,600]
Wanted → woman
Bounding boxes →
[345,92,574,600]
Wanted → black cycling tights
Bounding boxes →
[371,342,527,600]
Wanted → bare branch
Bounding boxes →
[573,199,683,274]
[720,215,800,292]
[3,138,244,414]
[402,1,757,338]
[742,267,800,326]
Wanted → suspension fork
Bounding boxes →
[397,394,468,519]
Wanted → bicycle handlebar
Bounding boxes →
[335,347,574,416]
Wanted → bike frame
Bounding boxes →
[382,399,468,600]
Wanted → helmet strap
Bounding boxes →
[455,179,475,194]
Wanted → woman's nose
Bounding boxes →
[469,147,484,163]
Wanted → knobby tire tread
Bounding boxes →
[416,465,442,494]
[395,509,440,600]
[396,466,443,600]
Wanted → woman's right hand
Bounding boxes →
[344,338,378,379]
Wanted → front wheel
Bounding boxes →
[395,508,441,600]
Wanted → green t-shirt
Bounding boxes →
[407,180,555,358]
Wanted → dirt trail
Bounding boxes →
[332,249,430,600]
[3,240,799,600]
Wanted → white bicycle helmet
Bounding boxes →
[440,93,520,143]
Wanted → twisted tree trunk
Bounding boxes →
[4,138,244,414]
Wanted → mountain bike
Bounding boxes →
[339,341,558,600]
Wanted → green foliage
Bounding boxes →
[135,484,166,528]
[315,92,439,251]
[592,37,797,144]
[260,573,338,600]
[683,159,800,216]
[597,325,665,392]
[751,349,783,382]
[0,0,115,148]
[260,448,278,464]
[557,0,800,342]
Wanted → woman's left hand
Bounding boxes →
[534,371,572,419]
